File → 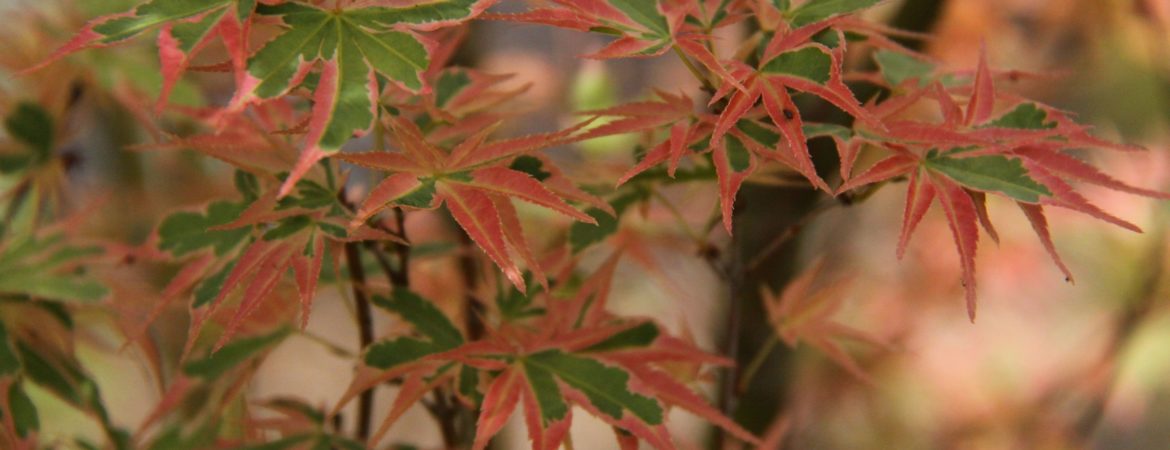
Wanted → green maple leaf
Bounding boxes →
[237,1,490,196]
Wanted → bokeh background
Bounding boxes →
[2,0,1170,448]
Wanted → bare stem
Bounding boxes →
[745,200,837,272]
[344,242,376,442]
[737,335,779,394]
[716,224,744,446]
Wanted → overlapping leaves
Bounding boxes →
[338,117,604,290]
[338,254,759,449]
[836,49,1169,319]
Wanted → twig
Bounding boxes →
[716,219,744,446]
[344,242,376,442]
[745,200,837,272]
[737,335,779,394]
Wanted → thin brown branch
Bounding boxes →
[344,242,376,442]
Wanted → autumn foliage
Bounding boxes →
[0,0,1165,449]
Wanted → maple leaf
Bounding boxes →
[762,258,884,382]
[836,49,1170,320]
[491,0,745,92]
[335,254,759,449]
[337,117,599,290]
[134,326,292,448]
[152,172,403,353]
[25,0,255,110]
[233,0,496,197]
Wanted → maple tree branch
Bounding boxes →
[344,241,376,442]
[716,217,744,445]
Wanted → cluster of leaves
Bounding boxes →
[0,0,1162,448]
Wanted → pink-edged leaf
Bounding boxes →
[1023,162,1142,232]
[438,182,525,290]
[881,121,991,147]
[712,138,756,234]
[761,19,838,63]
[836,152,918,194]
[551,251,622,330]
[447,122,504,169]
[711,81,761,145]
[965,45,996,126]
[385,116,448,169]
[602,335,733,367]
[519,375,572,450]
[216,244,295,350]
[156,7,249,110]
[464,167,595,223]
[483,8,599,32]
[575,116,672,143]
[491,195,549,290]
[1017,202,1075,283]
[207,239,280,315]
[1014,146,1170,199]
[290,236,325,329]
[968,190,1000,244]
[473,366,524,450]
[623,364,761,445]
[135,375,196,434]
[675,36,746,93]
[558,389,673,450]
[933,177,981,321]
[278,51,374,197]
[897,170,936,259]
[350,173,428,226]
[666,121,690,176]
[931,81,963,127]
[759,76,830,191]
[531,154,616,215]
[335,151,428,174]
[368,372,448,446]
[127,253,214,348]
[449,119,596,170]
[583,36,665,59]
[212,190,296,231]
[833,136,862,181]
[617,139,672,186]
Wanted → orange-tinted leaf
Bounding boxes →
[897,171,935,259]
[473,366,524,450]
[438,182,525,290]
[965,45,996,126]
[464,167,595,223]
[934,177,980,321]
[1017,202,1075,283]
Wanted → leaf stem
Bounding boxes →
[651,188,706,248]
[737,334,779,394]
[673,45,716,93]
[745,199,836,272]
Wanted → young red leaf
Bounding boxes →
[897,170,936,259]
[439,181,526,290]
[472,366,524,450]
[1017,202,1075,283]
[933,177,981,321]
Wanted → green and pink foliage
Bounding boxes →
[0,0,1164,448]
